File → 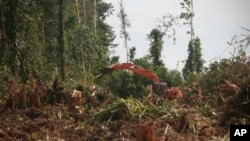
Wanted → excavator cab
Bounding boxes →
[152,82,167,97]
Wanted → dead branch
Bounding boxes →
[223,79,241,94]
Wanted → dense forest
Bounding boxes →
[0,0,116,84]
[0,0,250,140]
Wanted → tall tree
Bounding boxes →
[83,0,86,24]
[118,0,130,62]
[180,0,194,40]
[180,0,204,78]
[148,28,164,66]
[93,0,97,32]
[58,0,65,80]
[40,0,60,81]
[182,37,204,78]
[0,2,6,61]
[75,0,87,84]
[6,0,19,77]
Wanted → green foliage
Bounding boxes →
[116,72,136,98]
[129,46,136,63]
[180,0,193,23]
[0,0,115,84]
[148,28,164,66]
[86,97,148,123]
[182,45,250,125]
[166,70,183,87]
[153,65,168,82]
[86,97,180,123]
[99,70,145,98]
[156,14,178,44]
[180,0,195,36]
[182,37,204,79]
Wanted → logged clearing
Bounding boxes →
[0,76,249,141]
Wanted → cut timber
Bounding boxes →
[223,79,241,93]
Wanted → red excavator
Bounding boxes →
[97,63,183,99]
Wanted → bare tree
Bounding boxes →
[180,0,195,40]
[118,0,130,62]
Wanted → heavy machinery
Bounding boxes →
[97,62,183,99]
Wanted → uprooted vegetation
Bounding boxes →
[0,52,250,141]
[183,51,250,125]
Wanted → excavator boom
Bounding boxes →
[126,64,160,83]
[99,63,160,83]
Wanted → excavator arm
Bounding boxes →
[98,63,160,83]
[126,64,160,83]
